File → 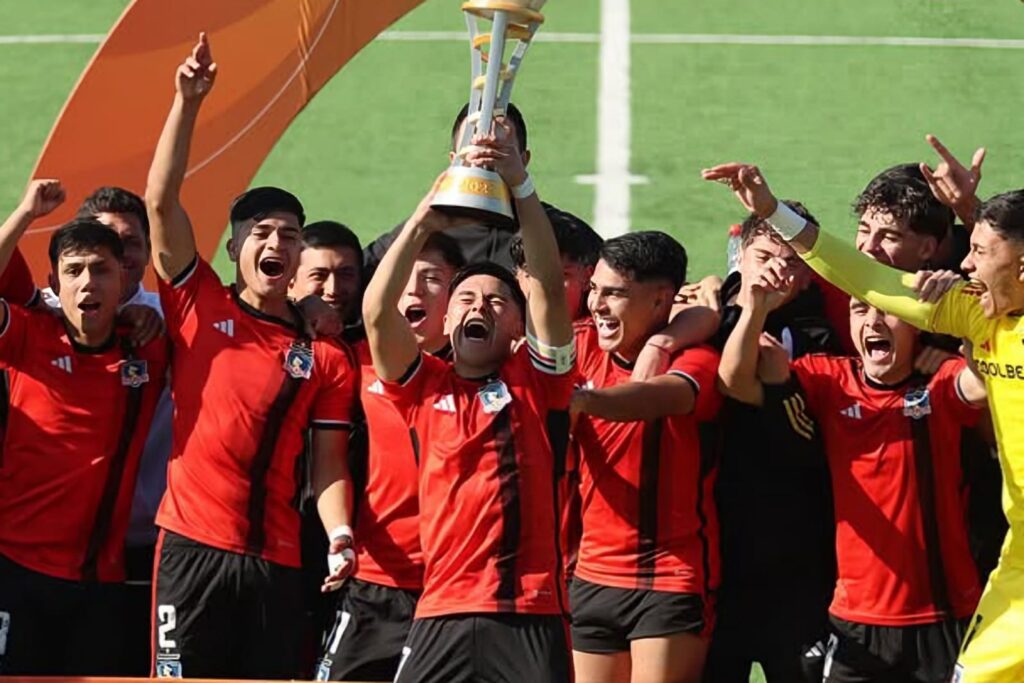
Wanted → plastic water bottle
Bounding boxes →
[726,224,742,274]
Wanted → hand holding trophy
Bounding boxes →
[430,0,547,228]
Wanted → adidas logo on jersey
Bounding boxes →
[433,394,456,413]
[51,355,72,373]
[213,319,235,337]
[840,403,863,419]
[367,380,384,395]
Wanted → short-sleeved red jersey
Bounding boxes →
[383,343,574,618]
[0,249,39,307]
[788,354,982,626]
[353,339,424,590]
[0,302,167,582]
[156,258,358,568]
[572,321,723,595]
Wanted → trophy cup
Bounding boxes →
[430,0,547,227]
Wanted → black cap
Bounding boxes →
[229,186,305,227]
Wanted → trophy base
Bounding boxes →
[431,165,515,229]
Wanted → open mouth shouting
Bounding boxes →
[863,334,893,363]
[78,300,102,318]
[595,316,621,341]
[258,256,287,280]
[462,317,491,342]
[404,304,428,327]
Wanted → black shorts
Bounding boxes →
[152,530,305,679]
[569,577,708,654]
[315,578,419,681]
[394,613,569,683]
[0,553,126,675]
[823,615,970,683]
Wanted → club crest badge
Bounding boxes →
[120,359,150,388]
[284,342,314,380]
[155,660,182,678]
[902,387,932,420]
[479,379,512,414]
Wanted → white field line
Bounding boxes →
[5,31,1024,49]
[591,0,633,238]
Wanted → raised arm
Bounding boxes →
[466,119,572,349]
[702,162,972,338]
[362,182,448,381]
[920,134,984,230]
[0,180,65,330]
[145,33,217,281]
[718,257,796,406]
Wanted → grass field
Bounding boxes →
[2,2,1024,677]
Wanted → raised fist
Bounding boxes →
[19,179,66,219]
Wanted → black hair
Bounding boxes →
[853,164,954,241]
[302,220,362,254]
[976,190,1024,241]
[509,203,604,270]
[451,102,528,153]
[422,232,466,270]
[448,262,527,319]
[229,186,305,231]
[741,199,818,246]
[598,231,687,290]
[77,186,149,240]
[48,218,125,267]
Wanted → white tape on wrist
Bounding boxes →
[511,174,536,200]
[329,524,353,543]
[328,548,356,575]
[765,202,807,241]
[527,332,576,375]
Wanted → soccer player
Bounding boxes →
[145,34,358,679]
[568,231,721,683]
[290,220,364,341]
[718,250,984,683]
[509,203,603,321]
[315,232,463,681]
[702,160,1024,682]
[705,204,839,683]
[364,102,540,274]
[363,119,574,683]
[0,180,168,674]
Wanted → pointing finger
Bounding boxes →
[970,147,986,177]
[925,134,956,165]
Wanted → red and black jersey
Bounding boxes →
[777,354,982,625]
[383,342,574,618]
[572,321,723,595]
[352,339,424,590]
[0,249,39,307]
[156,257,358,568]
[0,301,168,582]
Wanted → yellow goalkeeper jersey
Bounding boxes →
[803,229,1024,567]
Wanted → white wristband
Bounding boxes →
[765,201,807,241]
[511,174,535,199]
[329,524,354,543]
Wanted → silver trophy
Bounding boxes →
[431,0,547,227]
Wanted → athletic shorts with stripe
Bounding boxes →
[151,531,304,679]
[569,577,710,654]
[823,615,968,683]
[314,578,418,681]
[394,613,569,683]
[954,561,1024,683]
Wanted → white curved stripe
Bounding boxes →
[184,0,340,178]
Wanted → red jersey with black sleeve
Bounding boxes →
[572,320,722,595]
[352,339,423,590]
[776,354,981,625]
[0,301,168,582]
[382,341,574,618]
[156,257,358,568]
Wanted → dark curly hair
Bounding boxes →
[509,203,603,271]
[853,164,954,241]
[976,190,1024,241]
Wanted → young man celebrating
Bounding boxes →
[145,34,357,679]
[703,161,1024,683]
[290,220,365,341]
[314,232,463,682]
[0,180,168,674]
[363,119,574,683]
[718,252,984,683]
[569,231,722,683]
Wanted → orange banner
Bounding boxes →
[22,0,426,286]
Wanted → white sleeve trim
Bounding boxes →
[667,369,701,394]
